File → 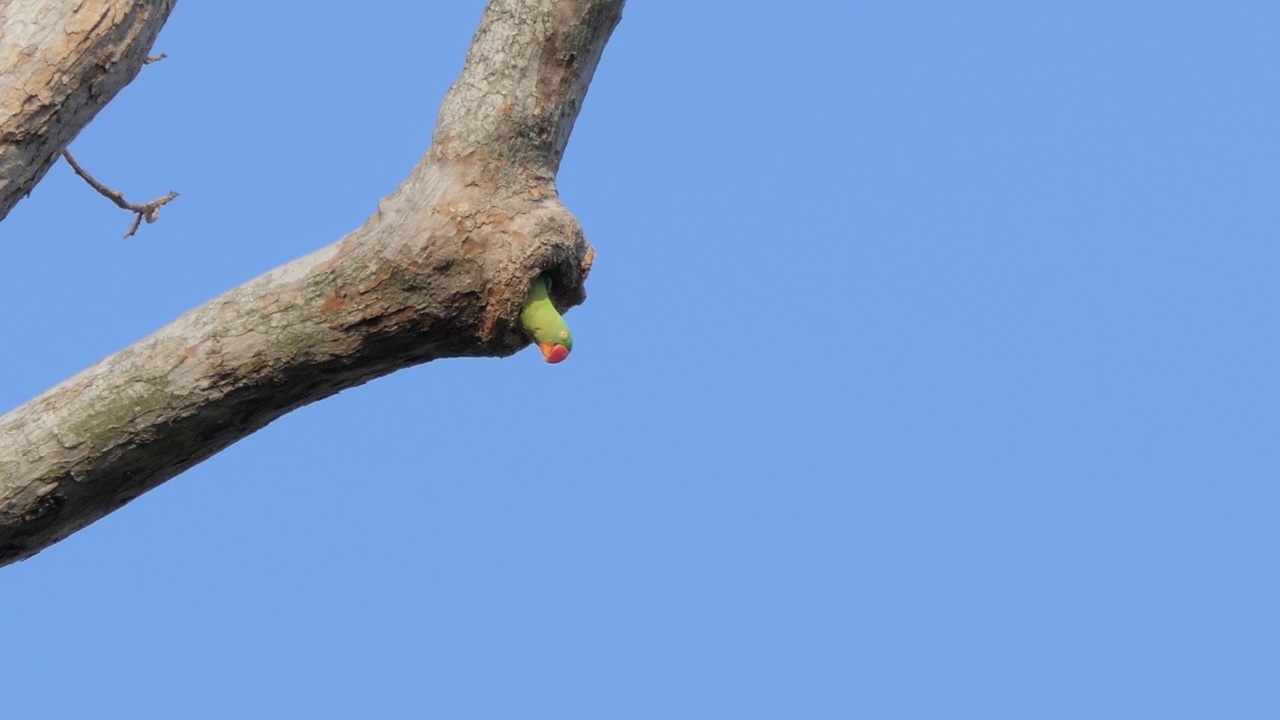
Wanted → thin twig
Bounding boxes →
[63,149,179,238]
[144,53,167,64]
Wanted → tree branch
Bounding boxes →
[63,149,179,238]
[0,0,625,567]
[0,0,177,222]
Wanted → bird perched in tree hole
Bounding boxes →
[520,275,572,363]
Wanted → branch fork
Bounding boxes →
[0,0,624,567]
[63,149,179,238]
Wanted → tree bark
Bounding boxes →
[0,0,177,222]
[0,0,624,567]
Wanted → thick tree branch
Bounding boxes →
[0,0,624,567]
[0,0,177,222]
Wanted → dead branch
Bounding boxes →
[62,149,179,238]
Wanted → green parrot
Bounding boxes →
[520,275,573,363]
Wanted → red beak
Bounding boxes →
[539,342,570,364]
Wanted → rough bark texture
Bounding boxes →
[0,0,177,222]
[0,0,625,567]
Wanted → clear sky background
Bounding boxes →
[3,1,1278,717]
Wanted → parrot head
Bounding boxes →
[520,276,573,364]
[538,330,572,364]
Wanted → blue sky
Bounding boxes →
[3,1,1279,717]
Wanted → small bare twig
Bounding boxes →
[144,53,167,64]
[62,149,179,238]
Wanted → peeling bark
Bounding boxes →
[0,0,625,567]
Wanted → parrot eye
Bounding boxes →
[559,330,568,340]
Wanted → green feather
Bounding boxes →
[520,276,573,361]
